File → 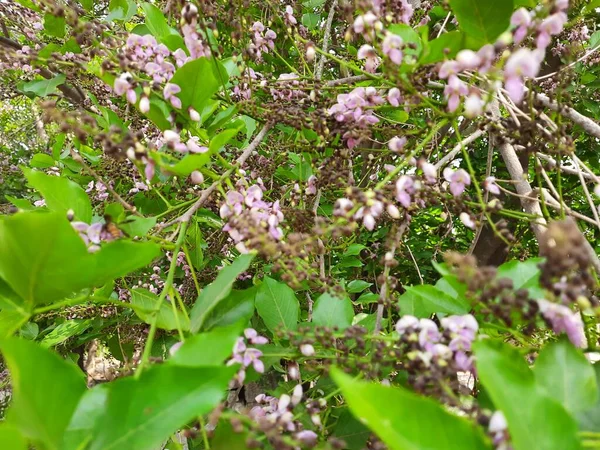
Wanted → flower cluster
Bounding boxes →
[228,328,268,385]
[248,22,277,60]
[396,314,479,372]
[538,299,587,348]
[124,34,175,84]
[85,180,109,202]
[71,221,116,253]
[220,184,285,253]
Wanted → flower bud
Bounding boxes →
[66,209,75,221]
[306,43,316,62]
[189,107,200,122]
[190,170,204,185]
[139,96,150,113]
[300,343,315,356]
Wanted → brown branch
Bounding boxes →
[535,92,600,139]
[315,0,338,80]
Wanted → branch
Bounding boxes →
[160,123,272,228]
[325,75,368,86]
[535,92,600,139]
[315,0,338,80]
[433,128,485,170]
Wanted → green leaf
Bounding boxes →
[167,152,213,177]
[105,0,136,21]
[398,285,469,318]
[0,211,160,306]
[89,365,237,450]
[170,58,229,115]
[388,24,423,57]
[119,216,156,237]
[169,322,243,366]
[21,74,66,97]
[209,128,240,153]
[474,340,581,450]
[313,292,354,329]
[0,338,87,450]
[63,385,108,450]
[448,0,513,44]
[255,277,299,333]
[301,13,320,29]
[355,292,379,304]
[130,288,190,331]
[533,338,598,415]
[576,365,600,431]
[141,3,171,40]
[19,322,39,340]
[30,153,56,169]
[333,409,370,450]
[189,254,255,332]
[347,280,372,293]
[0,424,27,450]
[44,13,66,38]
[496,258,543,294]
[80,0,94,11]
[23,168,92,222]
[331,368,488,450]
[202,288,256,331]
[421,31,466,64]
[41,319,92,348]
[434,275,467,300]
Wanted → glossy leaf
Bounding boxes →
[21,74,66,97]
[474,340,580,450]
[23,167,92,222]
[312,292,354,329]
[169,322,243,366]
[190,253,254,332]
[202,288,256,331]
[90,365,237,450]
[43,13,66,38]
[421,31,466,64]
[347,280,372,293]
[41,319,92,348]
[533,338,598,415]
[398,285,469,318]
[331,368,489,450]
[255,277,299,333]
[0,211,160,306]
[0,338,87,450]
[448,0,513,43]
[0,424,27,450]
[130,288,190,331]
[169,58,229,114]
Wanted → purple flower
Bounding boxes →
[163,83,182,109]
[438,60,460,79]
[396,175,415,208]
[443,168,471,197]
[357,45,380,73]
[504,48,544,103]
[382,33,403,65]
[464,93,484,118]
[354,198,383,231]
[511,8,532,44]
[395,315,419,334]
[295,430,318,447]
[483,176,500,195]
[300,344,315,356]
[537,12,567,50]
[455,50,481,70]
[459,212,475,229]
[387,87,402,107]
[284,5,297,25]
[420,161,437,183]
[418,318,441,351]
[244,328,269,345]
[538,300,587,348]
[113,72,132,95]
[443,75,468,112]
[389,136,407,152]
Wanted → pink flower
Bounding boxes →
[300,344,315,356]
[537,13,567,50]
[354,199,383,230]
[511,8,532,44]
[443,75,468,113]
[357,45,380,73]
[113,72,132,95]
[438,60,460,79]
[456,50,481,70]
[464,93,484,118]
[483,176,500,195]
[395,315,419,334]
[538,299,587,348]
[190,171,204,185]
[477,44,495,73]
[163,83,182,109]
[459,212,475,229]
[389,136,407,152]
[555,0,568,11]
[353,11,380,36]
[284,5,297,25]
[395,175,415,207]
[387,87,402,106]
[189,107,200,122]
[382,33,403,65]
[504,48,544,103]
[443,168,471,197]
[420,161,437,182]
[139,96,150,113]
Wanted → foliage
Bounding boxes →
[0,0,600,448]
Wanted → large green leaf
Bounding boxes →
[40,319,92,348]
[533,338,598,415]
[577,365,600,432]
[202,288,256,331]
[255,277,299,333]
[140,2,185,51]
[312,292,354,329]
[496,258,544,299]
[189,254,254,332]
[63,385,109,450]
[89,365,237,450]
[169,58,229,114]
[169,322,243,366]
[398,285,469,318]
[0,424,27,450]
[421,31,466,64]
[130,288,190,331]
[474,340,581,450]
[23,168,92,222]
[43,13,66,38]
[0,211,160,306]
[448,0,513,44]
[331,368,489,450]
[21,75,66,97]
[0,338,87,450]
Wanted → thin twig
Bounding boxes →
[315,0,338,80]
[433,128,485,170]
[160,124,272,228]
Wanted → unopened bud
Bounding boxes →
[189,107,200,122]
[139,96,150,113]
[66,209,75,221]
[190,170,204,185]
[306,43,316,62]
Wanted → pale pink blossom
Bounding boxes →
[382,33,403,65]
[444,167,471,197]
[443,75,468,112]
[357,45,380,73]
